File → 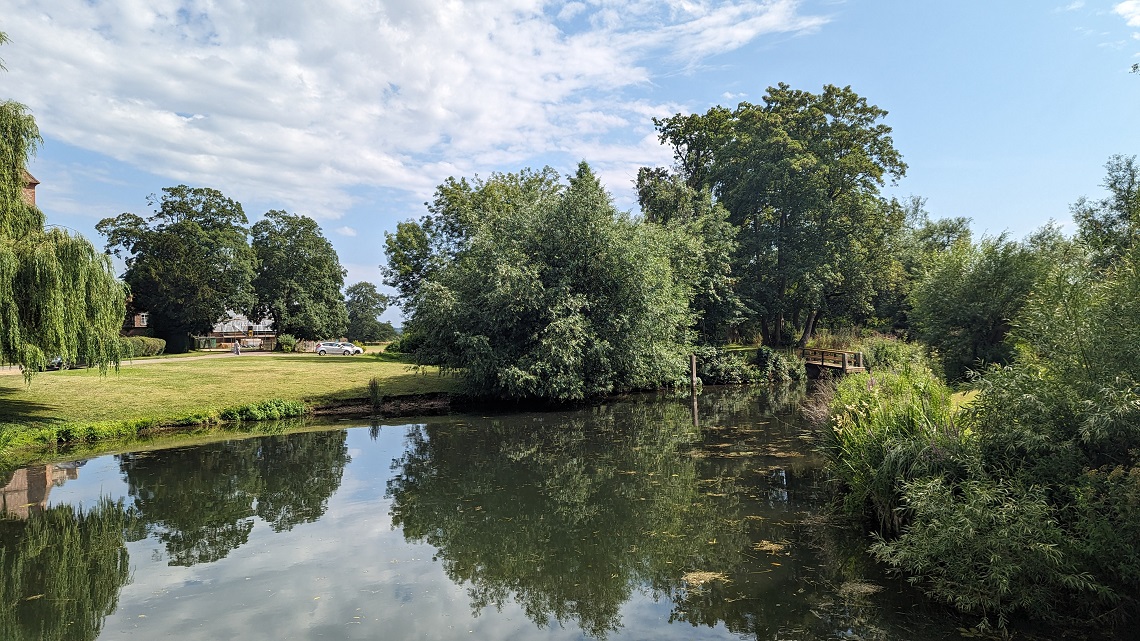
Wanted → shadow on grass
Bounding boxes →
[0,387,62,425]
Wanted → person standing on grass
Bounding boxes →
[233,340,241,356]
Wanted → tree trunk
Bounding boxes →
[797,309,819,349]
[774,312,784,347]
[759,318,771,346]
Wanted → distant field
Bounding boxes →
[0,351,456,438]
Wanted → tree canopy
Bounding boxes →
[344,281,394,342]
[389,163,694,400]
[249,210,347,340]
[0,33,125,377]
[97,185,255,352]
[655,84,906,346]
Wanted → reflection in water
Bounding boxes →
[118,430,350,566]
[386,386,954,639]
[0,461,85,519]
[0,388,977,641]
[388,398,745,638]
[0,498,136,641]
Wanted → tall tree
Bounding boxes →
[249,211,347,340]
[344,281,394,342]
[97,186,255,352]
[656,84,906,346]
[0,32,124,377]
[398,163,693,400]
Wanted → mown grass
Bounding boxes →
[0,352,457,453]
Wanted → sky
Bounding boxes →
[2,1,1139,324]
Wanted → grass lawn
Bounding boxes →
[0,352,457,452]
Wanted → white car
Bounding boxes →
[316,341,363,356]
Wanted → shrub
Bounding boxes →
[385,330,424,355]
[219,399,306,422]
[276,334,298,352]
[823,366,968,534]
[753,346,806,383]
[119,336,167,358]
[872,477,1104,627]
[859,334,929,371]
[693,347,762,385]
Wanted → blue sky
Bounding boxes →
[3,1,1139,323]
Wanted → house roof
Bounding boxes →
[22,170,39,186]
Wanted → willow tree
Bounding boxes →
[0,33,125,378]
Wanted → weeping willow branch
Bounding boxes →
[1,61,125,380]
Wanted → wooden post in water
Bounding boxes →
[690,354,698,391]
[690,353,699,427]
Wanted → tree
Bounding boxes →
[1072,154,1140,267]
[636,167,742,343]
[0,32,124,376]
[249,211,347,340]
[344,281,394,342]
[908,233,1048,381]
[655,84,906,347]
[397,163,694,400]
[97,186,255,352]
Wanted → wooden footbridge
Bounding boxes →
[799,348,866,375]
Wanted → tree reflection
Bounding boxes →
[0,498,136,641]
[120,430,349,566]
[386,399,753,638]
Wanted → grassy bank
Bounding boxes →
[0,352,457,454]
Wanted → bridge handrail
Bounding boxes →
[799,347,865,371]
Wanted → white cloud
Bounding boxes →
[1,0,827,219]
[335,226,357,237]
[1060,1,1085,11]
[1117,1,1140,27]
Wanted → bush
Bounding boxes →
[693,347,762,385]
[753,346,806,383]
[277,334,298,352]
[119,336,167,358]
[385,330,424,355]
[219,399,306,422]
[823,366,968,534]
[858,334,929,371]
[872,477,1103,627]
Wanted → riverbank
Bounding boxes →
[0,351,458,465]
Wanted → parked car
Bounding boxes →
[315,341,363,356]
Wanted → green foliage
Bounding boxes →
[249,211,347,340]
[0,54,125,377]
[218,398,306,422]
[97,185,256,352]
[871,477,1103,626]
[636,168,743,343]
[344,281,393,342]
[119,336,166,358]
[752,346,806,383]
[655,84,907,347]
[858,334,928,371]
[368,376,382,413]
[1072,154,1139,267]
[908,233,1046,381]
[400,163,694,400]
[383,330,421,354]
[276,333,298,352]
[823,366,967,534]
[692,346,761,385]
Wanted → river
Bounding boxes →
[0,386,976,640]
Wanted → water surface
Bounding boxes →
[0,388,971,640]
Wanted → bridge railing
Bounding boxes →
[799,348,865,373]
